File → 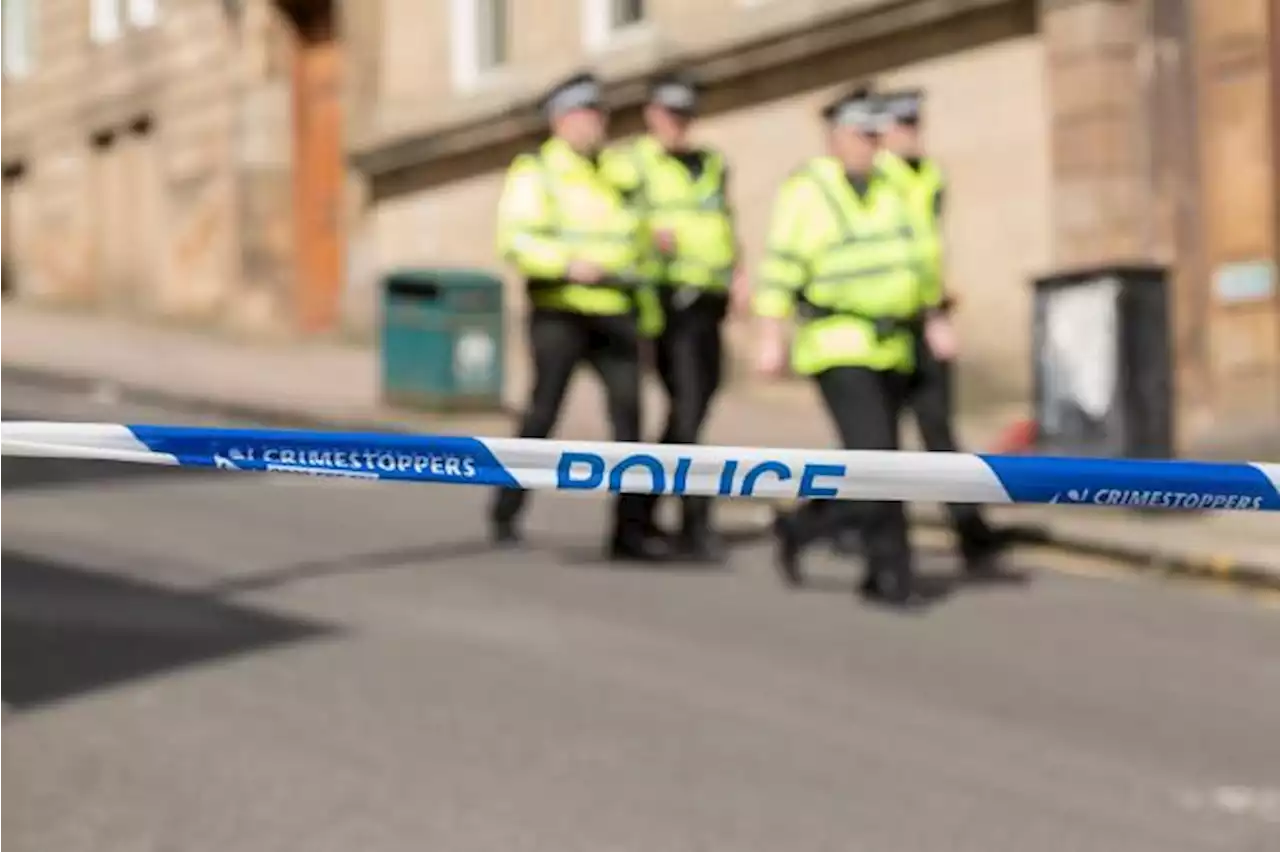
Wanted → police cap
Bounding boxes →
[647,70,701,115]
[820,85,887,134]
[540,71,605,121]
[881,88,924,124]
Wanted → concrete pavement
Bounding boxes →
[3,302,1278,587]
[5,378,1280,852]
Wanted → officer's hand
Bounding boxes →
[756,337,788,378]
[730,268,753,317]
[567,260,604,284]
[654,229,677,255]
[924,314,959,362]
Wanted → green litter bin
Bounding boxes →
[380,269,505,412]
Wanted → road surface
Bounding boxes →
[4,374,1279,852]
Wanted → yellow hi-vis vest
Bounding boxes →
[601,136,737,290]
[496,137,663,337]
[875,149,945,275]
[754,157,940,375]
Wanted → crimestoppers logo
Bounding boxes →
[1047,487,1264,511]
[207,444,480,481]
[213,453,241,471]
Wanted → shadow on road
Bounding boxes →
[2,548,335,712]
[200,519,1032,617]
[1,454,216,493]
[203,538,503,596]
[203,530,796,597]
[800,565,1033,611]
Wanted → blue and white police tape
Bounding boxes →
[2,421,1278,512]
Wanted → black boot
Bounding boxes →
[859,562,915,608]
[956,517,1015,576]
[609,494,671,563]
[677,529,726,563]
[858,510,915,608]
[491,518,521,547]
[608,534,671,563]
[636,493,670,541]
[832,527,863,556]
[675,497,725,563]
[490,488,525,548]
[772,510,803,587]
[810,500,861,555]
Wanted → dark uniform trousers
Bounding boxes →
[491,307,650,542]
[789,366,913,574]
[908,333,997,548]
[828,335,999,558]
[639,290,727,541]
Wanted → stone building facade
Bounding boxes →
[345,0,1053,412]
[342,0,1278,447]
[1,0,343,336]
[3,0,1277,448]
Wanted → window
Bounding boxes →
[475,0,507,72]
[2,0,35,77]
[90,0,123,43]
[127,0,159,28]
[613,0,644,28]
[450,0,508,90]
[91,0,158,43]
[583,0,648,52]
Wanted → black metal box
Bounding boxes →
[1032,264,1174,459]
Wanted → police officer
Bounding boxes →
[755,86,950,606]
[602,71,743,562]
[489,71,668,562]
[875,88,1011,572]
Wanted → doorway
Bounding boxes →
[283,0,343,333]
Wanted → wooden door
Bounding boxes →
[90,131,131,306]
[291,7,343,333]
[1192,0,1280,418]
[122,119,166,313]
[2,170,12,297]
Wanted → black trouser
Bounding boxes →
[639,290,727,541]
[491,308,649,543]
[908,334,995,546]
[790,367,913,574]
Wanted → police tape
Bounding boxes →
[2,421,1279,513]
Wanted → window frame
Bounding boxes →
[450,0,510,92]
[582,0,651,54]
[611,0,644,29]
[90,0,124,44]
[127,0,160,29]
[2,0,36,78]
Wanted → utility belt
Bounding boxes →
[796,296,922,341]
[526,273,644,291]
[655,260,732,312]
[659,282,729,314]
[526,274,644,314]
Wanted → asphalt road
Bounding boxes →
[4,375,1279,852]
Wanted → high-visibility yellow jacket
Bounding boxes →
[496,137,663,337]
[600,136,738,292]
[754,156,941,375]
[875,149,945,280]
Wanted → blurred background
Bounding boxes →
[1,0,1277,454]
[5,6,1280,851]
